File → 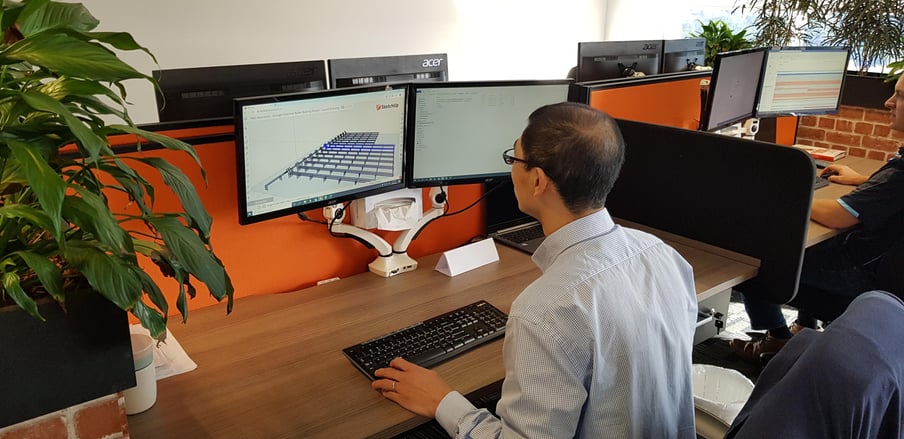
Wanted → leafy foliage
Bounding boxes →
[0,0,233,339]
[739,0,904,74]
[689,20,754,67]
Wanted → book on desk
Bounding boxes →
[793,144,846,162]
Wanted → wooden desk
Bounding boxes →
[806,156,886,247]
[128,242,757,439]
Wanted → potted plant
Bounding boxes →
[689,19,754,67]
[0,0,233,427]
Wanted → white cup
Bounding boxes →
[124,333,157,415]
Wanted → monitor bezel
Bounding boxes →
[153,60,328,124]
[327,53,448,89]
[405,79,573,188]
[661,38,706,74]
[234,84,409,225]
[754,46,852,118]
[576,40,663,82]
[700,46,770,132]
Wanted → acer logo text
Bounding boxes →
[422,58,443,67]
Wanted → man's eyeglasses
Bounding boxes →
[502,148,531,166]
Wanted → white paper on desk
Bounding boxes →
[435,238,500,277]
[129,324,197,380]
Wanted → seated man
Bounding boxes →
[726,290,904,438]
[371,103,699,437]
[731,73,904,362]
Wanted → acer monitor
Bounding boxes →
[700,47,769,132]
[327,53,448,89]
[153,60,327,123]
[756,46,851,118]
[234,84,407,225]
[576,40,662,82]
[662,38,706,73]
[406,80,572,188]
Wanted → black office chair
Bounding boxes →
[726,290,904,438]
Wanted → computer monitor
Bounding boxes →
[661,38,706,73]
[327,53,448,89]
[406,80,572,188]
[576,40,662,82]
[153,60,327,123]
[756,46,851,118]
[234,84,408,225]
[700,47,769,132]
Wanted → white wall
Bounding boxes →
[80,0,606,124]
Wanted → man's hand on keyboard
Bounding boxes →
[822,164,868,186]
[372,357,454,418]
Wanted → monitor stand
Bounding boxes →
[323,187,447,278]
[713,118,759,140]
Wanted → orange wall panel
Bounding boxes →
[589,76,709,130]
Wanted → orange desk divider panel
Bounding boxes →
[103,125,484,318]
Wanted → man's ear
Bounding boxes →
[532,166,550,197]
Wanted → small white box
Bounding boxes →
[350,188,423,230]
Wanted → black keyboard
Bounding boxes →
[814,174,830,189]
[343,301,508,380]
[497,223,544,243]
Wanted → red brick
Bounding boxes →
[797,127,826,141]
[867,150,888,161]
[73,396,124,439]
[864,110,892,123]
[813,141,832,149]
[853,122,874,135]
[862,136,899,152]
[849,147,867,157]
[838,106,865,120]
[825,132,862,146]
[892,129,904,140]
[799,116,818,127]
[0,416,67,439]
[875,125,892,137]
[835,119,854,132]
[817,117,836,129]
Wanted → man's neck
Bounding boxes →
[540,206,604,236]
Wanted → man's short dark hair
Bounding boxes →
[520,102,625,213]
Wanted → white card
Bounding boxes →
[435,238,500,277]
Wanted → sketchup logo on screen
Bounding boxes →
[376,103,400,111]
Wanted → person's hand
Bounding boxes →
[372,357,453,418]
[822,164,868,186]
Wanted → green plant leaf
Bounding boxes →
[131,299,167,341]
[80,31,157,64]
[147,215,228,299]
[109,124,205,173]
[2,270,43,320]
[136,267,168,317]
[62,190,134,256]
[7,138,64,240]
[17,0,98,36]
[14,249,63,301]
[17,89,110,160]
[137,156,212,239]
[0,32,146,82]
[96,159,153,215]
[0,204,55,233]
[62,240,143,310]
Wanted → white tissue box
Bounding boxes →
[350,188,423,230]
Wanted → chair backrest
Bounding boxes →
[726,290,904,438]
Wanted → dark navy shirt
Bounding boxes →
[838,155,904,265]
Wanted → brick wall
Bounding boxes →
[796,105,904,161]
[0,393,128,439]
